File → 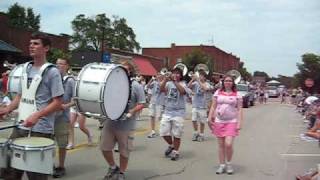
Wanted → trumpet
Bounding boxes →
[188,71,194,77]
[160,68,171,77]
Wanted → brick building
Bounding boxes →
[0,12,69,73]
[142,43,240,73]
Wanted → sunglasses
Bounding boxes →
[224,80,233,82]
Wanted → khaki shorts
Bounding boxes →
[100,124,133,158]
[149,104,164,119]
[159,115,184,138]
[191,108,208,123]
[54,116,70,148]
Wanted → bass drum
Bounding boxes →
[74,63,130,120]
[7,64,24,99]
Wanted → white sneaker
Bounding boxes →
[74,122,79,128]
[66,144,74,150]
[147,131,157,138]
[226,164,234,174]
[216,164,225,174]
[88,134,94,146]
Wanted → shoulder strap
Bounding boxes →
[39,63,55,77]
[63,75,75,84]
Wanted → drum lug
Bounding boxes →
[23,151,26,162]
[41,148,44,161]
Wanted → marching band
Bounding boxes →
[0,32,245,180]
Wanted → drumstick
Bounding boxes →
[0,124,18,131]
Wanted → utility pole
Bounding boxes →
[208,36,214,45]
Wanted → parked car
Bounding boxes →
[266,86,280,98]
[236,84,255,108]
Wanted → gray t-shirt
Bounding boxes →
[190,81,208,109]
[18,63,64,134]
[106,80,146,131]
[164,81,187,117]
[56,76,75,121]
[149,81,165,106]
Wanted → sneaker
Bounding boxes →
[197,135,204,142]
[66,144,74,150]
[216,164,225,174]
[164,146,174,157]
[147,131,157,138]
[104,166,120,180]
[88,133,94,146]
[53,167,66,178]
[226,164,234,175]
[192,133,199,141]
[170,151,180,161]
[74,122,79,128]
[117,172,125,180]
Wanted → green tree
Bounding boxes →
[7,3,40,31]
[71,13,140,52]
[238,61,252,81]
[182,49,214,74]
[47,48,71,63]
[253,71,269,78]
[112,16,140,52]
[294,53,320,92]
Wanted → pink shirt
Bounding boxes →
[213,90,242,123]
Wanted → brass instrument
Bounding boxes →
[3,60,16,70]
[173,63,188,76]
[194,63,209,78]
[226,69,241,84]
[160,68,171,77]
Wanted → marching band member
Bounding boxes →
[146,73,165,138]
[159,67,187,161]
[0,33,64,180]
[208,75,243,175]
[188,70,211,142]
[67,108,93,150]
[100,60,146,180]
[53,58,75,178]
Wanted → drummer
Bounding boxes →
[100,60,146,180]
[53,58,75,178]
[0,32,64,180]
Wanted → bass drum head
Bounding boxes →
[104,66,130,120]
[8,64,23,98]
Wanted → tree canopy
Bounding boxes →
[238,61,252,81]
[7,3,40,31]
[182,49,214,74]
[71,14,140,52]
[294,53,320,93]
[47,48,71,64]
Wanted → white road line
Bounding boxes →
[281,153,320,157]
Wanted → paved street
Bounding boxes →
[0,99,319,180]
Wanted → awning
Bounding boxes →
[133,57,157,76]
[0,40,22,53]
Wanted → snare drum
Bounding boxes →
[7,64,24,99]
[0,138,8,168]
[10,137,55,174]
[74,63,130,120]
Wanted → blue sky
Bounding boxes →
[1,0,319,77]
